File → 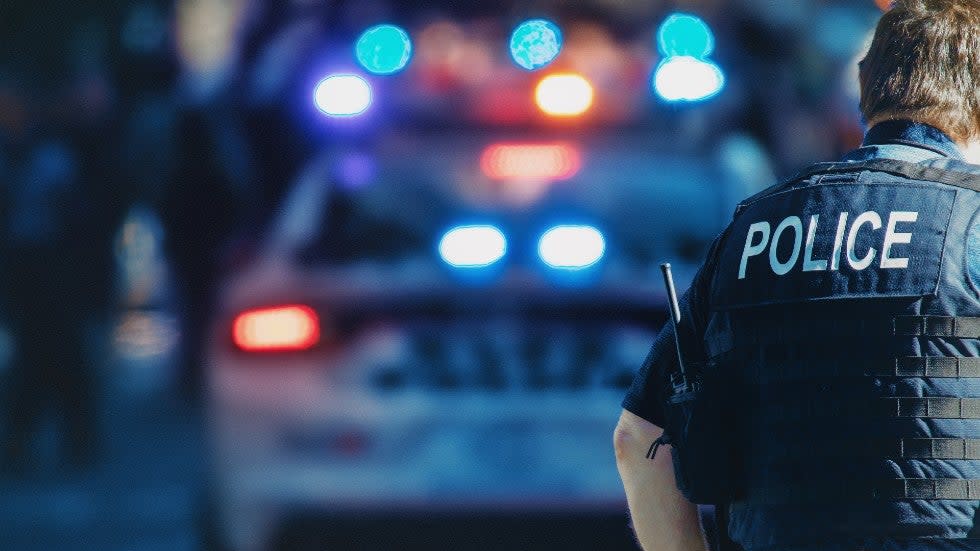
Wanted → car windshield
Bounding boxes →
[295,132,730,270]
[297,178,441,266]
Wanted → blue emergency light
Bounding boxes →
[538,225,606,269]
[439,225,508,268]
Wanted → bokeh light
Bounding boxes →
[653,56,725,102]
[336,152,377,189]
[535,74,594,117]
[439,225,508,268]
[480,143,582,181]
[875,0,893,10]
[657,13,715,59]
[313,74,373,117]
[509,19,563,71]
[232,305,320,352]
[538,225,606,269]
[355,24,413,75]
[175,0,250,73]
[114,310,180,360]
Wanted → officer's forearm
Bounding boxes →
[614,410,708,551]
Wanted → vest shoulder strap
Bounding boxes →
[796,158,980,193]
[738,158,980,214]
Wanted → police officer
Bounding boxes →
[614,1,980,549]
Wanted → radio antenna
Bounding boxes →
[660,263,686,377]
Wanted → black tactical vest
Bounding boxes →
[665,157,980,550]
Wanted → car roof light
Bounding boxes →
[480,142,581,181]
[355,24,413,75]
[233,305,320,352]
[535,73,594,117]
[509,19,563,71]
[653,56,725,102]
[314,74,372,117]
[657,12,715,58]
[439,225,507,268]
[538,225,605,269]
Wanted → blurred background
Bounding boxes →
[0,0,886,549]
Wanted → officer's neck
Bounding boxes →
[958,139,980,165]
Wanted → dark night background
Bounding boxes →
[0,1,885,549]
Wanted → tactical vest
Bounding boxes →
[667,157,980,550]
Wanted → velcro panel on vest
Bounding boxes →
[746,478,980,503]
[712,181,955,309]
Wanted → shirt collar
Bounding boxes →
[861,119,963,160]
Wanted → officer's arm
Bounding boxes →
[614,411,708,551]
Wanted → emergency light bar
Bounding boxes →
[480,143,581,181]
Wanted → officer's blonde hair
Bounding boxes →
[860,0,980,142]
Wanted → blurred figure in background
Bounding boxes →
[0,3,125,473]
[0,0,896,548]
[1,137,99,473]
[163,0,259,402]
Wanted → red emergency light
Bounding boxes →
[232,305,320,352]
[480,142,582,182]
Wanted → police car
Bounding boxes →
[202,133,731,550]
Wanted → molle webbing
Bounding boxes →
[887,356,980,377]
[747,478,980,503]
[738,316,980,345]
[894,316,980,338]
[736,157,980,211]
[757,397,980,421]
[748,356,980,383]
[761,438,980,461]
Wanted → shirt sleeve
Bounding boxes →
[621,317,678,428]
[620,227,730,427]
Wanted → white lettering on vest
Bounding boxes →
[846,211,882,271]
[769,216,803,276]
[830,212,848,271]
[739,221,771,280]
[881,211,918,269]
[802,214,827,272]
[736,210,915,280]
